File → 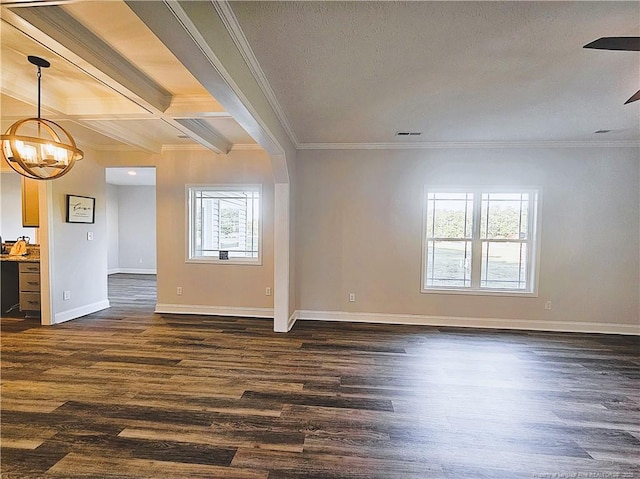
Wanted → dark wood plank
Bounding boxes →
[1,273,638,478]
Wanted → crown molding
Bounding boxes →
[231,143,264,151]
[161,144,209,153]
[213,0,300,148]
[297,140,640,150]
[188,3,640,154]
[161,143,264,153]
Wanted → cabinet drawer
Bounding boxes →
[20,292,40,311]
[19,262,40,273]
[19,273,41,292]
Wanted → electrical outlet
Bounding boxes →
[265,287,272,296]
[63,290,71,301]
[349,293,356,302]
[544,301,552,310]
[176,286,183,295]
[87,232,93,241]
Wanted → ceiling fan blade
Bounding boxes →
[624,90,640,104]
[583,37,640,51]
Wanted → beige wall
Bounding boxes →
[49,149,109,323]
[156,149,274,311]
[99,148,275,315]
[295,147,640,330]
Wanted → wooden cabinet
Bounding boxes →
[22,177,39,227]
[18,262,40,312]
[1,262,19,314]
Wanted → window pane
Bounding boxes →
[480,241,527,290]
[481,193,529,240]
[423,188,538,293]
[426,193,473,239]
[190,188,260,260]
[426,240,472,288]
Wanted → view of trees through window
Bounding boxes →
[425,191,535,291]
[189,187,260,261]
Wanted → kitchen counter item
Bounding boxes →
[0,244,40,262]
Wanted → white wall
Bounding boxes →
[48,150,109,323]
[106,184,119,273]
[0,172,37,242]
[117,185,156,273]
[295,147,640,334]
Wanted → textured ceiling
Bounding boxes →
[231,1,640,144]
[2,1,638,150]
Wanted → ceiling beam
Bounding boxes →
[5,4,173,113]
[1,1,78,6]
[125,0,289,176]
[166,95,228,118]
[174,118,231,154]
[2,4,239,154]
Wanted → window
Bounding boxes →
[422,188,540,295]
[188,185,261,264]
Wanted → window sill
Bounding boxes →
[186,258,262,266]
[421,287,538,298]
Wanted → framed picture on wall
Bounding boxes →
[66,195,95,224]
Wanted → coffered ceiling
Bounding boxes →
[0,0,257,155]
[1,0,638,155]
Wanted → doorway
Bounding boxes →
[105,167,157,308]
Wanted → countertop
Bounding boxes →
[0,245,40,263]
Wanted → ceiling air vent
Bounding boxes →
[177,135,190,139]
[395,131,422,136]
[594,130,612,134]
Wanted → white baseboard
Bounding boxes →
[54,300,110,324]
[155,303,274,318]
[287,310,298,332]
[112,268,157,275]
[295,310,640,336]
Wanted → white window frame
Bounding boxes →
[186,184,262,265]
[421,186,542,297]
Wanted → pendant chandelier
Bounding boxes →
[1,55,83,180]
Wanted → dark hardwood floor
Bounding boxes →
[1,274,639,478]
